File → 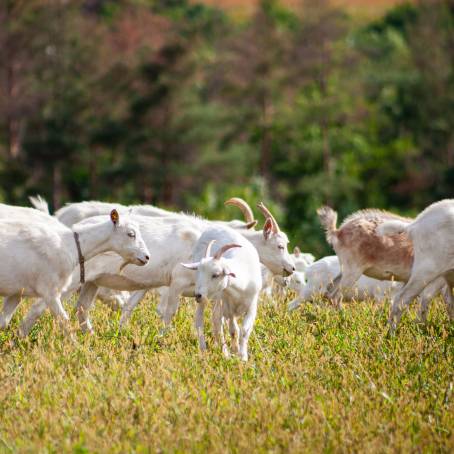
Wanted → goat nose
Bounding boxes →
[292,266,296,271]
[145,255,150,261]
[195,293,202,301]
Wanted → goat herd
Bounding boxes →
[0,196,453,361]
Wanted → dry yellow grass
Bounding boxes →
[0,292,453,452]
[194,0,410,18]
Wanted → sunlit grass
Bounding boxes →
[0,293,453,452]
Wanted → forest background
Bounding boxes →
[0,0,452,256]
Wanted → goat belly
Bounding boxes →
[363,266,409,282]
[93,273,149,291]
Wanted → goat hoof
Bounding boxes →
[199,340,207,352]
[158,326,171,337]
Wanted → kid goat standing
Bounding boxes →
[182,226,262,361]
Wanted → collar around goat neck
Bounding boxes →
[73,231,85,284]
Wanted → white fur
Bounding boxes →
[0,208,149,334]
[20,215,203,334]
[40,198,257,311]
[183,226,262,361]
[28,195,50,215]
[381,200,454,330]
[376,220,410,236]
[0,202,57,224]
[21,201,295,334]
[288,256,400,311]
[50,199,255,230]
[265,248,314,298]
[291,247,315,272]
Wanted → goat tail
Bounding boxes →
[29,195,50,214]
[376,220,410,237]
[317,206,338,246]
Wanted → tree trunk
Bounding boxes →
[53,161,64,209]
[89,147,100,199]
[3,3,21,159]
[259,94,271,181]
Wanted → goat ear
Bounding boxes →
[224,269,236,278]
[181,262,199,271]
[263,218,273,240]
[293,246,301,257]
[110,209,120,225]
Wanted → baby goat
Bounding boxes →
[182,227,262,361]
[288,256,400,311]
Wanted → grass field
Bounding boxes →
[0,293,453,452]
[195,0,410,18]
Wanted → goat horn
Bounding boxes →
[245,220,258,230]
[224,197,255,223]
[214,243,242,260]
[257,202,280,233]
[205,240,216,259]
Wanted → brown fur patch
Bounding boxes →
[336,211,414,281]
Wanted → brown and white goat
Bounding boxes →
[316,206,445,316]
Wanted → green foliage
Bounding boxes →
[0,0,452,254]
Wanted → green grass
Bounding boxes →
[0,294,453,453]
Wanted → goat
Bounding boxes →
[20,200,294,334]
[377,199,454,330]
[292,246,315,272]
[20,199,293,335]
[260,247,313,300]
[32,197,258,230]
[0,202,57,224]
[19,215,204,335]
[156,202,295,328]
[0,210,149,333]
[30,196,256,312]
[288,256,401,311]
[181,227,262,361]
[317,206,448,319]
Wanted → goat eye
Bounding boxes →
[212,273,220,279]
[128,231,136,238]
[278,245,284,250]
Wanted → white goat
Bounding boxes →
[288,256,400,311]
[19,215,204,335]
[20,198,293,336]
[0,210,149,333]
[20,200,294,334]
[182,227,262,361]
[0,202,57,224]
[31,196,256,312]
[156,202,295,327]
[53,201,171,227]
[291,247,315,272]
[36,197,258,230]
[260,247,314,300]
[378,199,454,330]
